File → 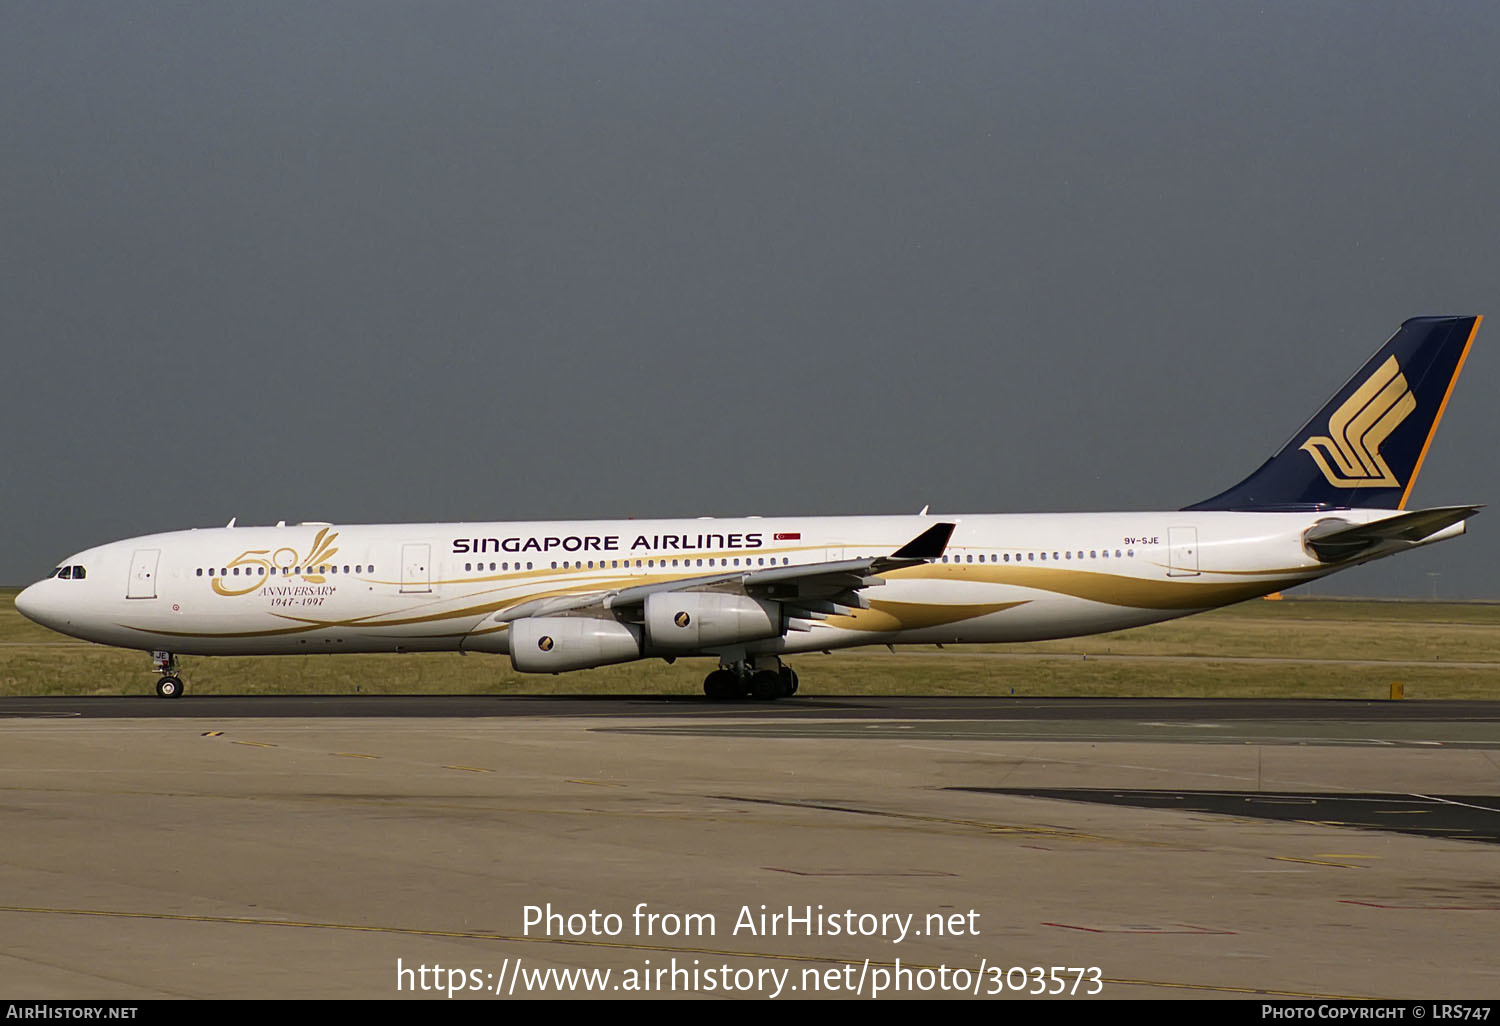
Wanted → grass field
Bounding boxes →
[3,588,1498,699]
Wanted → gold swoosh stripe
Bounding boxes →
[890,565,1300,610]
[824,600,1029,632]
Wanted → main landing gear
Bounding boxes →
[702,657,799,701]
[152,650,185,699]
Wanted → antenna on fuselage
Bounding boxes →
[226,517,237,528]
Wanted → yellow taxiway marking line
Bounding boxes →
[1271,857,1365,869]
[332,752,379,759]
[443,764,492,773]
[567,778,624,787]
[231,740,277,749]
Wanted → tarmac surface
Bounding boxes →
[3,694,1499,1000]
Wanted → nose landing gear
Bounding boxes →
[151,651,185,699]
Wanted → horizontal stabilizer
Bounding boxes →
[1303,505,1481,562]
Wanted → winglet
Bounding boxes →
[890,522,955,560]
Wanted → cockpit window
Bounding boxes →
[57,566,72,579]
[72,565,86,580]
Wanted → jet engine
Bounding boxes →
[643,592,781,650]
[509,616,642,673]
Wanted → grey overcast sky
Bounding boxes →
[3,2,1498,596]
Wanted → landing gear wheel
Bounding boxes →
[749,669,788,700]
[703,669,739,700]
[156,675,184,699]
[780,666,799,696]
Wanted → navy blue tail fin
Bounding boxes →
[1186,316,1480,512]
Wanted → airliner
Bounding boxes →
[15,316,1481,700]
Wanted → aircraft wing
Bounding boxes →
[493,522,956,623]
[1303,505,1481,562]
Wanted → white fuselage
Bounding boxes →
[16,508,1438,663]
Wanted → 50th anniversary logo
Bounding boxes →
[210,527,342,597]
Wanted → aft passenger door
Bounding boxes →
[1167,527,1200,577]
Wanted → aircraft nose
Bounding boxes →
[15,583,40,621]
[14,582,61,630]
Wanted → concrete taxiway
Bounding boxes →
[2,696,1499,999]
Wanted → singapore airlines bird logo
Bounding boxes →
[1300,356,1415,488]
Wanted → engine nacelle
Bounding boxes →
[644,591,782,651]
[509,616,642,673]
